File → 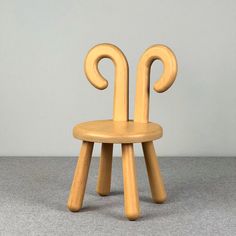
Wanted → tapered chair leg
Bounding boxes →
[67,141,94,212]
[122,143,140,220]
[96,143,113,196]
[142,141,167,203]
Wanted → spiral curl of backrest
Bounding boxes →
[84,43,129,121]
[134,45,178,123]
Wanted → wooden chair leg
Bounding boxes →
[142,141,167,203]
[96,143,113,196]
[67,141,94,212]
[122,143,140,220]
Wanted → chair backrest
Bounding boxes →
[84,43,177,123]
[134,45,178,123]
[84,43,129,122]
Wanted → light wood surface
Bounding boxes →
[84,44,129,201]
[84,43,129,121]
[73,120,162,143]
[96,143,113,196]
[67,141,94,212]
[142,141,167,203]
[134,44,178,123]
[68,43,177,221]
[122,144,140,220]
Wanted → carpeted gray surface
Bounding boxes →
[0,156,235,235]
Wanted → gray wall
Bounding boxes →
[1,0,236,157]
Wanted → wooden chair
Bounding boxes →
[67,43,177,220]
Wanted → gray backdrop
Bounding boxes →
[1,0,236,157]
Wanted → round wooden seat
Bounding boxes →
[73,120,163,144]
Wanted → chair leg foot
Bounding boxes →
[122,143,140,221]
[67,141,94,212]
[142,141,167,203]
[96,143,113,196]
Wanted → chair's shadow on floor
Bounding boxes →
[48,189,171,221]
[75,190,179,221]
[66,173,231,221]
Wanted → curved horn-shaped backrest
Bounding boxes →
[84,44,129,121]
[134,44,178,123]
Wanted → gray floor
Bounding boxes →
[0,156,235,236]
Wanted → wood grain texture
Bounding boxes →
[134,44,178,123]
[68,43,177,220]
[84,43,129,121]
[96,143,113,196]
[122,144,140,220]
[73,120,163,143]
[142,141,167,203]
[84,44,129,201]
[67,141,94,212]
